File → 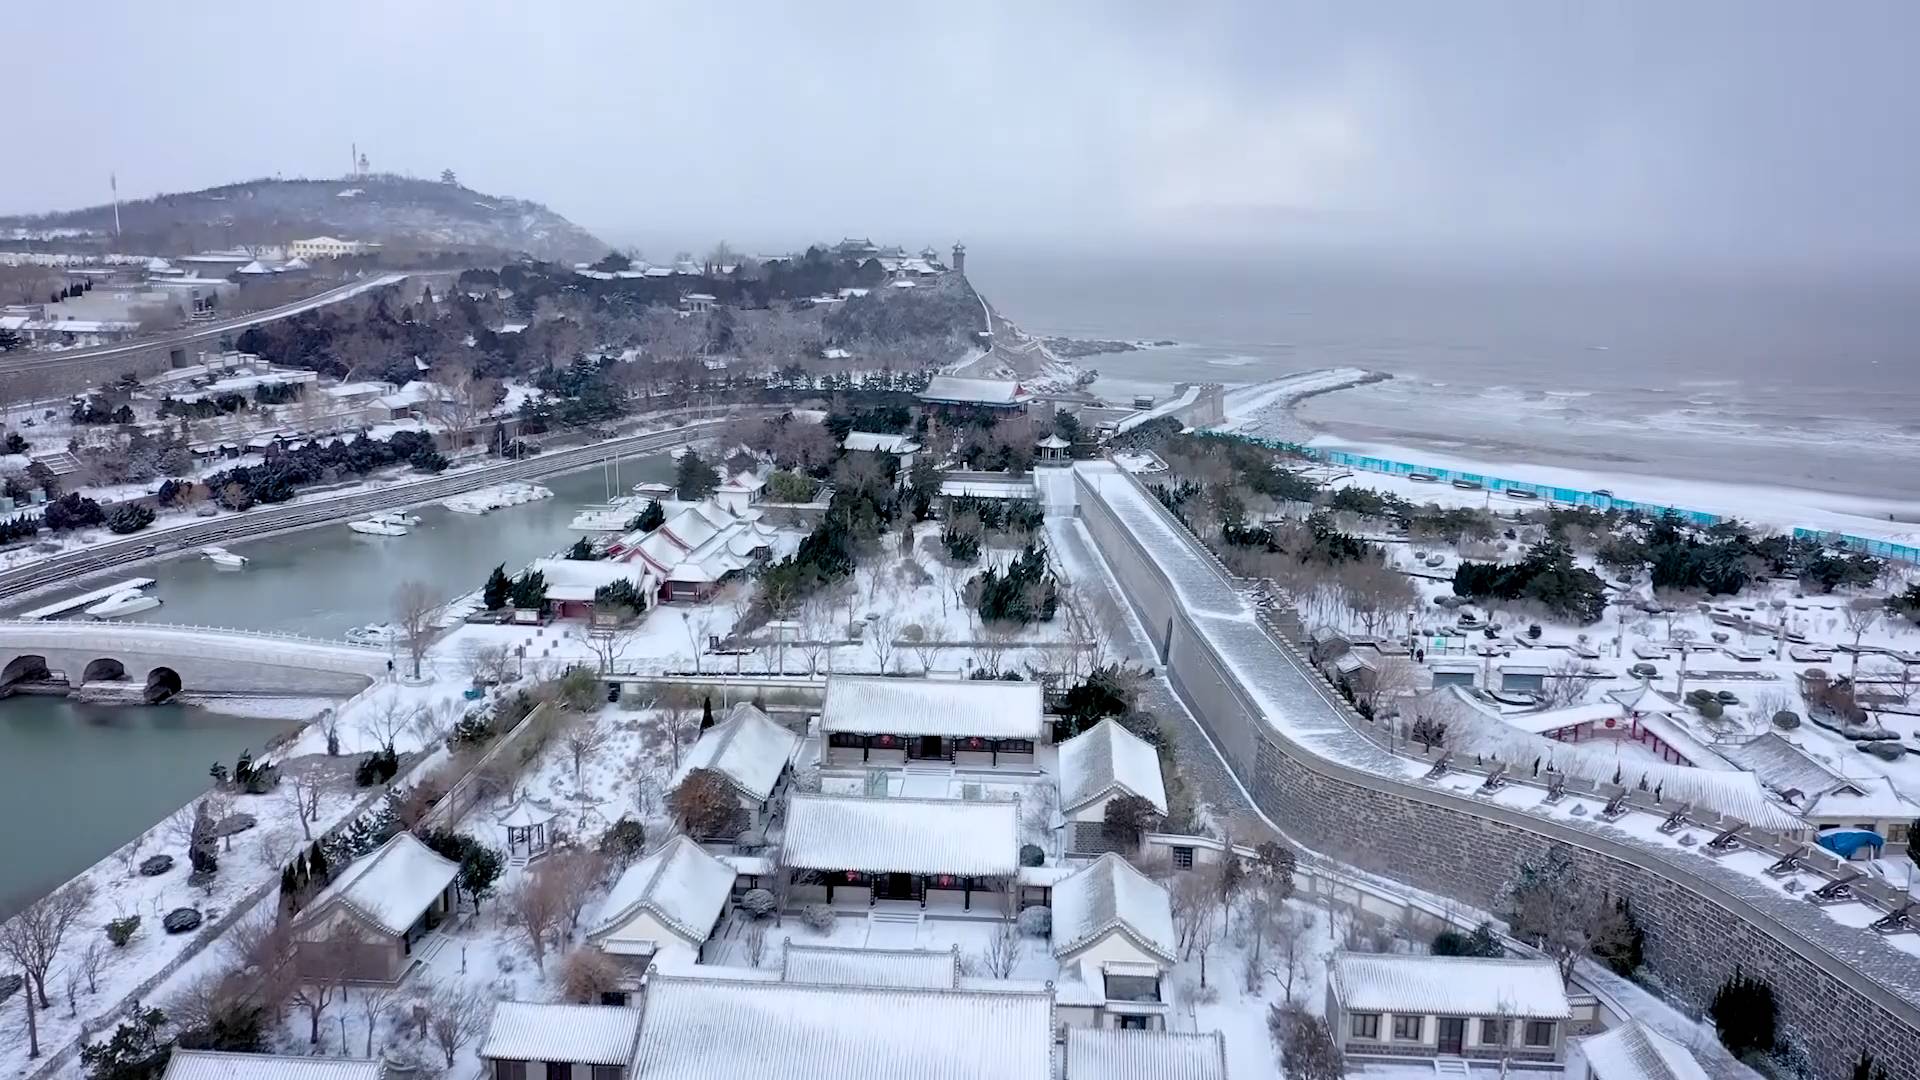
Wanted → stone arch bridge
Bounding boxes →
[0,621,384,702]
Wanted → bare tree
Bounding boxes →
[392,580,438,680]
[867,610,900,672]
[544,848,610,936]
[284,766,324,841]
[561,714,609,783]
[463,641,516,685]
[508,870,566,969]
[575,616,638,675]
[975,620,1019,678]
[359,691,416,753]
[1266,908,1309,1003]
[560,948,622,1003]
[978,910,1023,978]
[0,881,94,1013]
[422,980,490,1067]
[289,935,357,1046]
[654,685,700,770]
[902,623,940,673]
[1843,599,1884,679]
[1171,867,1222,984]
[1360,656,1421,718]
[355,981,401,1057]
[1542,658,1597,708]
[744,921,769,968]
[78,940,104,994]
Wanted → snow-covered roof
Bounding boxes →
[1436,686,1802,831]
[1501,701,1624,734]
[1064,1029,1228,1080]
[1802,776,1920,822]
[590,836,736,946]
[672,703,800,801]
[939,478,1038,500]
[496,796,556,829]
[1057,719,1168,815]
[528,557,650,602]
[1719,733,1844,800]
[1607,683,1682,716]
[780,943,959,989]
[819,675,1044,739]
[237,260,274,274]
[375,380,448,411]
[630,974,1055,1080]
[719,470,765,493]
[844,430,921,454]
[1575,1021,1709,1080]
[296,832,458,938]
[1049,853,1176,964]
[920,375,1025,406]
[1035,433,1071,449]
[782,794,1019,876]
[323,380,392,399]
[480,1002,643,1066]
[1330,952,1570,1019]
[162,1051,384,1080]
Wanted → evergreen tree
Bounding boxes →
[701,695,715,730]
[630,498,666,532]
[307,841,330,883]
[675,452,721,500]
[508,569,548,611]
[483,563,512,610]
[79,1006,171,1080]
[1709,968,1777,1057]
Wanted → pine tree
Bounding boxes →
[308,841,330,883]
[1710,968,1777,1057]
[483,563,512,610]
[701,696,715,730]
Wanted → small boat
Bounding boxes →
[443,496,490,515]
[1408,472,1438,483]
[200,546,248,568]
[345,623,411,647]
[1451,479,1482,491]
[373,510,421,526]
[1504,489,1539,500]
[1592,488,1614,498]
[348,517,409,537]
[87,589,161,618]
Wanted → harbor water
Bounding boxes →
[0,451,674,915]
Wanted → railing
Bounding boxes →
[0,619,369,649]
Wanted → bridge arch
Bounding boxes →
[145,666,182,703]
[2,654,51,686]
[82,658,128,682]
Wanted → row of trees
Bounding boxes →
[204,430,445,509]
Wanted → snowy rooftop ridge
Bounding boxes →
[781,793,1019,877]
[844,430,922,454]
[672,703,800,801]
[780,943,960,989]
[1057,718,1169,816]
[479,1002,643,1066]
[1064,1029,1229,1080]
[162,1051,385,1080]
[1573,1020,1709,1080]
[294,832,457,937]
[1049,853,1177,963]
[1719,732,1845,800]
[630,974,1055,1080]
[589,836,736,945]
[1330,951,1571,1019]
[919,375,1025,406]
[819,675,1044,740]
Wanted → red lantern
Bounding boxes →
[968,738,983,749]
[1604,717,1617,729]
[878,735,894,747]
[938,875,955,888]
[846,871,860,883]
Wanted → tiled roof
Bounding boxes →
[780,944,959,989]
[1064,1029,1227,1080]
[1575,1021,1709,1080]
[1330,952,1570,1019]
[480,1002,643,1066]
[295,832,457,938]
[672,704,799,801]
[589,836,735,945]
[162,1051,384,1080]
[630,975,1054,1080]
[1058,719,1168,815]
[1050,853,1176,963]
[781,794,1018,877]
[819,676,1043,739]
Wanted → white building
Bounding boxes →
[1064,1029,1229,1080]
[670,703,801,833]
[782,793,1019,909]
[480,1001,644,1080]
[819,675,1044,767]
[1800,776,1919,854]
[1049,853,1177,1030]
[614,500,776,603]
[1327,952,1569,1066]
[289,832,460,984]
[1569,1021,1709,1080]
[629,974,1056,1080]
[843,430,921,474]
[289,236,370,259]
[586,836,736,977]
[1057,719,1168,852]
[714,469,765,514]
[162,1051,385,1080]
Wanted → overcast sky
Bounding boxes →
[10,2,1918,262]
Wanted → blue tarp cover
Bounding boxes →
[1816,829,1885,859]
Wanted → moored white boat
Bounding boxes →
[348,517,409,536]
[200,546,249,568]
[345,623,411,647]
[86,589,162,618]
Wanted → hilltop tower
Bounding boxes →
[951,241,966,275]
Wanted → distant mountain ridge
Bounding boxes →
[0,175,609,263]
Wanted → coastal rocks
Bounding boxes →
[163,907,203,934]
[1040,336,1176,360]
[139,855,174,877]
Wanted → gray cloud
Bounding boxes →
[9,1,1917,261]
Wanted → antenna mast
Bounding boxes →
[110,173,121,238]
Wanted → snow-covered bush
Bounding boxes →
[740,889,776,919]
[105,915,141,947]
[1019,844,1044,868]
[803,904,835,931]
[1772,711,1801,730]
[1018,906,1051,937]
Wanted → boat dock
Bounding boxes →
[18,578,156,621]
